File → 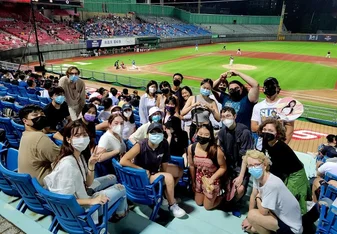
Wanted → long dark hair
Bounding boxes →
[145,80,158,95]
[229,80,248,97]
[281,100,296,115]
[164,96,178,116]
[197,123,218,162]
[55,120,88,166]
[122,109,135,124]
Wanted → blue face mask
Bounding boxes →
[151,115,162,123]
[248,166,264,180]
[149,133,164,145]
[200,87,211,97]
[55,95,65,105]
[70,75,79,83]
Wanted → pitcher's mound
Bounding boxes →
[222,64,257,70]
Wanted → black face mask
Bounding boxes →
[263,86,277,97]
[197,136,210,145]
[161,88,170,94]
[261,132,276,142]
[166,106,175,114]
[173,79,181,87]
[31,116,48,130]
[229,89,241,101]
[219,87,227,93]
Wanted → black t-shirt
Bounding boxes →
[173,87,184,110]
[263,140,303,181]
[321,145,337,158]
[135,138,171,174]
[169,130,189,156]
[44,102,70,130]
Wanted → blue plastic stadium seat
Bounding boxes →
[170,156,190,188]
[11,119,25,139]
[38,96,51,104]
[18,96,30,106]
[112,159,164,221]
[17,86,29,98]
[95,130,104,145]
[29,98,43,107]
[32,178,123,234]
[0,117,19,148]
[27,93,39,101]
[317,185,337,233]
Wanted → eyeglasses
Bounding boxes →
[247,163,262,169]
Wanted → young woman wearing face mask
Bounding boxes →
[139,80,158,124]
[163,96,180,124]
[181,79,220,142]
[180,86,193,137]
[54,104,97,162]
[241,150,302,234]
[187,124,226,210]
[157,81,179,113]
[44,120,128,223]
[96,114,126,177]
[164,116,189,157]
[121,103,136,142]
[258,118,310,215]
[213,71,259,130]
[121,122,186,218]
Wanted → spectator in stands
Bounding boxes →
[121,88,129,98]
[181,79,220,141]
[139,80,158,124]
[118,95,131,108]
[188,123,226,210]
[11,74,19,86]
[213,71,259,130]
[96,113,126,177]
[218,107,254,209]
[54,104,97,162]
[171,73,184,110]
[312,161,337,202]
[89,97,102,109]
[1,71,13,83]
[26,79,41,96]
[18,105,60,185]
[129,106,163,145]
[258,118,310,214]
[98,98,113,122]
[319,134,337,158]
[251,77,294,144]
[59,66,86,121]
[121,122,186,218]
[157,81,178,113]
[163,96,180,124]
[165,116,188,157]
[44,120,128,221]
[40,79,53,98]
[132,90,140,100]
[19,73,28,87]
[89,87,108,100]
[181,86,193,136]
[121,103,136,142]
[44,86,71,133]
[242,150,303,234]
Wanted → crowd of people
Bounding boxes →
[1,65,336,233]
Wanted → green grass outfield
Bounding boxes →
[49,41,337,91]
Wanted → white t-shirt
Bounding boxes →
[98,131,126,154]
[253,173,303,234]
[122,121,136,140]
[40,89,50,98]
[251,99,282,125]
[89,92,101,100]
[44,155,99,223]
[129,122,151,143]
[318,162,337,176]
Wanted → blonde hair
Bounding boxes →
[66,66,80,77]
[243,150,271,171]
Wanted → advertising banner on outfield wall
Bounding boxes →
[307,34,337,42]
[86,38,136,49]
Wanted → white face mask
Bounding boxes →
[112,124,123,136]
[123,111,132,118]
[223,119,234,128]
[149,87,156,94]
[72,136,90,152]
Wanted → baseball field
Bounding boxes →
[47,41,337,107]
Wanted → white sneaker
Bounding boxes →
[169,203,186,218]
[161,197,169,206]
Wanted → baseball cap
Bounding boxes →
[148,106,162,117]
[264,77,279,87]
[122,103,132,111]
[147,122,164,133]
[111,105,122,112]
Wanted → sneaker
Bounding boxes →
[161,197,169,206]
[169,203,186,218]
